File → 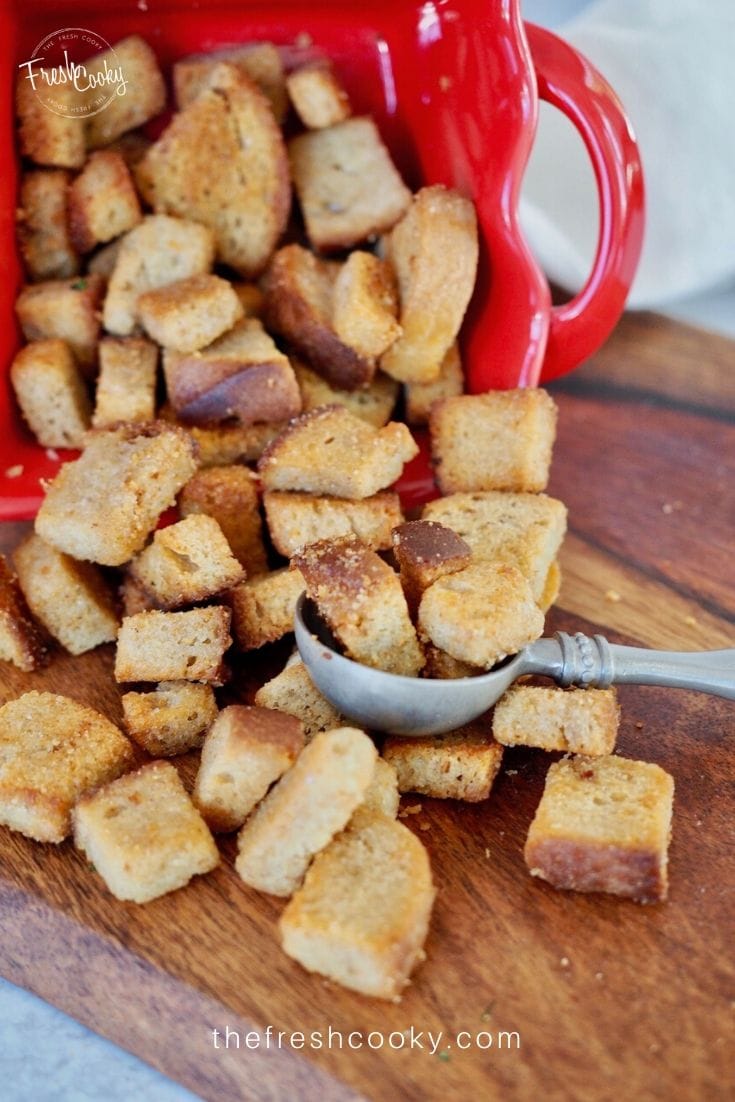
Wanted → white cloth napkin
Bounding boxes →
[519,0,735,309]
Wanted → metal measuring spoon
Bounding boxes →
[294,595,735,736]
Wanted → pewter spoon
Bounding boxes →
[294,595,735,736]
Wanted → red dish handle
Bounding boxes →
[525,23,645,382]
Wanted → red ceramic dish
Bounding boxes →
[0,0,644,519]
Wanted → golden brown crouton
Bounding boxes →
[404,342,464,426]
[231,282,265,317]
[92,337,157,428]
[137,273,243,353]
[84,35,166,148]
[227,568,305,651]
[286,62,351,129]
[0,692,134,843]
[348,758,400,829]
[332,251,401,360]
[0,555,48,672]
[160,408,286,468]
[421,645,482,680]
[292,359,398,427]
[383,719,504,802]
[16,71,85,168]
[15,275,105,375]
[10,339,91,448]
[129,514,244,609]
[254,659,344,740]
[17,170,79,280]
[173,42,287,122]
[258,405,418,499]
[179,465,268,574]
[35,422,198,566]
[381,187,478,383]
[493,686,620,756]
[73,761,219,902]
[121,681,218,757]
[391,520,471,618]
[68,151,142,254]
[115,606,232,684]
[264,490,402,557]
[289,117,411,251]
[86,238,123,279]
[539,559,562,613]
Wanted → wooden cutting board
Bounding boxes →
[1,312,733,1102]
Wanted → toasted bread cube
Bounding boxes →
[404,342,464,426]
[539,559,562,613]
[84,36,166,148]
[15,275,104,374]
[87,238,123,278]
[286,62,351,129]
[174,42,287,121]
[163,318,301,425]
[332,251,400,360]
[68,151,142,255]
[383,719,503,802]
[138,274,243,353]
[235,727,377,896]
[264,490,402,557]
[121,681,218,756]
[294,536,424,676]
[16,72,85,168]
[104,215,215,336]
[289,118,411,251]
[0,556,48,672]
[194,705,304,832]
[525,755,675,903]
[430,389,558,494]
[228,568,305,651]
[254,659,344,740]
[421,645,481,680]
[392,520,471,618]
[280,813,434,998]
[418,561,543,668]
[104,130,153,170]
[0,692,133,843]
[73,761,219,902]
[18,170,79,280]
[119,571,159,617]
[263,245,374,391]
[422,491,568,603]
[381,187,478,383]
[10,339,91,448]
[140,64,290,277]
[493,686,620,755]
[14,533,119,655]
[115,606,232,684]
[349,758,399,830]
[160,408,286,468]
[179,466,268,574]
[130,515,244,610]
[35,423,198,566]
[292,359,398,427]
[92,337,157,428]
[258,406,418,499]
[232,282,264,317]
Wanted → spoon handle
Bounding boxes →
[551,631,735,700]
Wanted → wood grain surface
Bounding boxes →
[1,311,734,1102]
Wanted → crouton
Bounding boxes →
[421,645,481,680]
[404,342,464,426]
[103,215,215,336]
[0,692,134,843]
[262,245,375,391]
[383,719,504,801]
[258,405,418,499]
[349,758,400,829]
[525,755,675,903]
[138,274,243,352]
[84,35,166,148]
[380,187,478,383]
[139,64,290,276]
[235,727,377,896]
[254,659,344,740]
[292,359,398,427]
[539,559,562,613]
[294,535,424,676]
[14,533,119,655]
[160,409,286,468]
[286,62,351,129]
[67,151,142,255]
[227,568,305,651]
[103,130,153,172]
[179,465,268,574]
[121,681,218,757]
[232,282,264,317]
[17,170,79,280]
[119,571,158,617]
[493,686,620,756]
[73,761,219,902]
[35,422,198,566]
[422,491,567,603]
[264,490,402,557]
[193,705,305,832]
[92,337,157,428]
[10,339,91,448]
[280,813,434,998]
[15,275,105,374]
[129,514,244,609]
[86,238,123,278]
[418,561,544,668]
[289,117,411,251]
[332,251,401,359]
[162,318,301,425]
[430,389,558,494]
[0,556,48,672]
[16,71,85,168]
[391,520,471,618]
[114,606,232,684]
[173,41,287,122]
